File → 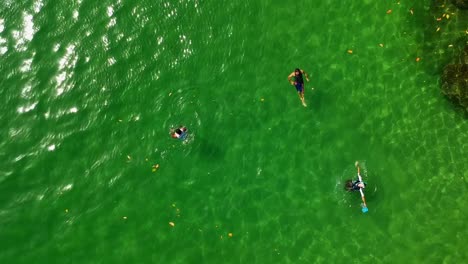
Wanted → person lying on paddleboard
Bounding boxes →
[345,161,368,210]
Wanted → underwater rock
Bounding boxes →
[441,46,468,113]
[463,44,468,64]
[451,0,468,9]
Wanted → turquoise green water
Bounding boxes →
[1,0,467,263]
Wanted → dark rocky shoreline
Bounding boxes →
[440,0,467,114]
[441,48,467,114]
[451,0,468,9]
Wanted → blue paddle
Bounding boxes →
[361,204,369,213]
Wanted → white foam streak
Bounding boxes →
[107,17,116,28]
[56,72,67,95]
[107,6,114,17]
[107,56,116,66]
[102,36,109,50]
[55,44,77,96]
[21,83,32,98]
[24,14,34,41]
[20,58,33,72]
[60,184,73,191]
[0,46,7,55]
[33,0,44,13]
[17,102,38,113]
[53,43,60,52]
[12,13,36,51]
[0,18,4,33]
[0,24,8,54]
[73,10,79,21]
[58,45,75,70]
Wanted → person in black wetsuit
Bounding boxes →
[345,178,366,191]
[170,126,187,140]
[287,68,310,107]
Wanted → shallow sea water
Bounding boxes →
[0,0,467,263]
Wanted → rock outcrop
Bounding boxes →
[441,45,468,113]
[451,0,468,9]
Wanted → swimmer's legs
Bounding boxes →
[298,91,307,107]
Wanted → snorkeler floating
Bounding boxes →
[345,161,368,213]
[287,68,310,107]
[170,126,188,140]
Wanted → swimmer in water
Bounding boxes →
[170,126,187,140]
[287,68,310,107]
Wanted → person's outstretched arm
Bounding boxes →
[287,72,295,85]
[301,70,310,82]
